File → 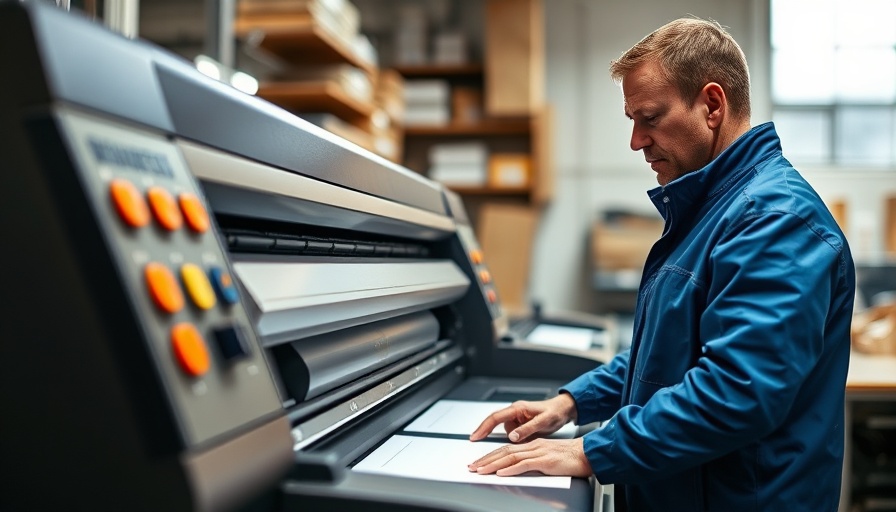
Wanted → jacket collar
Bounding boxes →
[648,122,783,219]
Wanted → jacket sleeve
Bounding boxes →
[560,349,630,424]
[583,209,849,484]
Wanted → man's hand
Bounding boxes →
[468,393,578,443]
[467,438,592,478]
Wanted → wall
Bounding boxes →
[530,0,896,314]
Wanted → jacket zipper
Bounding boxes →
[624,195,674,404]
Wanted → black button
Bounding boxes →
[214,324,251,361]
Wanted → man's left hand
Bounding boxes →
[468,438,592,478]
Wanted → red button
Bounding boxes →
[470,250,484,265]
[486,289,497,303]
[110,179,150,228]
[147,186,183,231]
[171,323,210,377]
[145,262,184,314]
[178,192,210,233]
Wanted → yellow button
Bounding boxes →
[479,270,492,284]
[181,263,216,310]
[178,192,210,233]
[110,178,150,228]
[145,262,184,314]
[470,249,483,265]
[171,323,210,377]
[147,186,183,231]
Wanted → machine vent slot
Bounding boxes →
[223,228,431,258]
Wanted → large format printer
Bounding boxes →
[0,2,609,511]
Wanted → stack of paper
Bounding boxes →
[351,399,577,489]
[428,142,487,186]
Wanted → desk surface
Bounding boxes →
[846,350,896,393]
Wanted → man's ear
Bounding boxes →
[702,82,725,129]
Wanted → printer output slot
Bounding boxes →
[269,310,442,402]
[286,343,464,452]
[284,338,456,422]
[232,257,470,344]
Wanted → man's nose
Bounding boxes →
[630,126,651,152]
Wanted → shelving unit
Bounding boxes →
[392,63,484,78]
[403,118,530,136]
[256,80,375,127]
[239,22,376,75]
[396,62,552,205]
[233,3,398,160]
[235,0,550,312]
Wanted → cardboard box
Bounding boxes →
[451,86,482,124]
[477,203,540,314]
[827,199,848,235]
[591,217,664,271]
[488,153,530,188]
[484,0,544,116]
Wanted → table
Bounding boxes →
[840,351,896,512]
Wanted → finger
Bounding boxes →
[468,443,529,471]
[503,419,522,436]
[475,446,540,475]
[468,444,510,470]
[469,407,520,441]
[467,444,529,473]
[495,454,543,477]
[507,413,550,443]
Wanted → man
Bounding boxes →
[468,17,855,511]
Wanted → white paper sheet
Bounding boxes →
[403,400,577,439]
[352,435,572,489]
[525,324,600,351]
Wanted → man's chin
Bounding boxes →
[652,167,673,186]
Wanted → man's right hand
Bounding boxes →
[469,393,578,443]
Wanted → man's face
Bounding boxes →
[622,61,715,186]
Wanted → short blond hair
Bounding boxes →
[609,17,751,120]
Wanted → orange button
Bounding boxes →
[470,249,483,265]
[171,323,210,377]
[147,186,183,231]
[145,262,184,314]
[486,289,497,304]
[109,178,150,228]
[181,263,216,310]
[178,192,210,233]
[479,270,492,284]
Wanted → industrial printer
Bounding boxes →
[0,2,609,511]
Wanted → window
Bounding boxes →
[771,0,896,168]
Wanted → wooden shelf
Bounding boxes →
[392,64,484,78]
[257,81,375,125]
[237,20,375,75]
[404,119,531,136]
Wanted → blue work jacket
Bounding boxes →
[562,123,855,511]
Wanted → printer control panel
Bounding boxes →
[56,108,282,447]
[455,224,504,320]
